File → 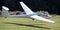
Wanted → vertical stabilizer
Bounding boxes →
[2,6,9,17]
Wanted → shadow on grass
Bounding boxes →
[5,22,51,29]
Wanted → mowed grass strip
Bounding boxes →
[0,15,60,30]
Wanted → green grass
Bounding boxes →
[0,15,60,30]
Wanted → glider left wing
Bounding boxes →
[30,15,55,23]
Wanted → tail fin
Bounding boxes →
[20,2,35,15]
[2,6,9,17]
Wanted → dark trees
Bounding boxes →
[0,0,60,14]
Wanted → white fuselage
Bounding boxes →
[7,14,29,18]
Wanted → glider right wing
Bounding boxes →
[20,2,35,15]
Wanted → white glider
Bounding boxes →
[2,2,55,23]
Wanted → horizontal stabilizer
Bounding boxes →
[2,6,9,10]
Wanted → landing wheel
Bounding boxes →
[5,17,7,18]
[32,18,35,21]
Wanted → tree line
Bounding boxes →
[0,0,60,15]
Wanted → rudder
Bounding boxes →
[2,6,9,17]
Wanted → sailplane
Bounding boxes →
[2,2,55,23]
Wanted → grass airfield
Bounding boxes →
[0,15,60,30]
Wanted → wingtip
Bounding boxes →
[20,1,23,3]
[50,21,55,23]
